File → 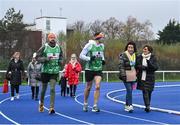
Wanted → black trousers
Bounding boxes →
[70,85,77,96]
[31,86,39,99]
[142,89,152,108]
[11,84,19,97]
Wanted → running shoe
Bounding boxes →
[39,103,44,112]
[83,103,88,112]
[92,105,100,112]
[49,107,55,114]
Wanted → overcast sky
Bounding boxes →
[0,0,180,35]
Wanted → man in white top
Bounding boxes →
[79,32,105,112]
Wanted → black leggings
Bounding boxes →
[142,90,152,108]
[31,86,39,99]
[11,84,19,97]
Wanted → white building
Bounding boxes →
[35,16,67,43]
[35,16,67,34]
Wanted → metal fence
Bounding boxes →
[0,70,180,83]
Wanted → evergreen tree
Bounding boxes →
[0,8,26,31]
[157,19,180,44]
[0,8,27,58]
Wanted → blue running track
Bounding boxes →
[0,82,180,124]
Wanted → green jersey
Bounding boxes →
[41,43,61,74]
[81,41,104,71]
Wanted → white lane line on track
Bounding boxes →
[0,111,20,125]
[0,93,31,125]
[0,91,94,125]
[42,94,94,125]
[75,93,169,125]
[107,84,180,115]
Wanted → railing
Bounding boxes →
[1,70,180,83]
[100,70,180,83]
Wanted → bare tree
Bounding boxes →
[140,20,154,41]
[102,17,121,39]
[121,16,154,41]
[90,20,103,34]
[72,20,85,33]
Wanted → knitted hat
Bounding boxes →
[48,33,56,39]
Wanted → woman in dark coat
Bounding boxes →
[6,52,25,101]
[136,45,158,112]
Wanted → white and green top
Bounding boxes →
[41,43,61,74]
[80,40,105,71]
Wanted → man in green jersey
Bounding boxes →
[79,32,105,112]
[36,33,63,114]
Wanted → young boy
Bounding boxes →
[59,72,67,96]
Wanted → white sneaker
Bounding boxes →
[124,105,134,113]
[83,103,88,112]
[124,105,129,112]
[129,105,134,111]
[10,97,14,101]
[16,94,20,99]
[92,105,100,112]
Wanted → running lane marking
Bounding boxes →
[75,93,169,125]
[0,93,31,125]
[0,92,94,125]
[107,84,180,115]
[43,94,94,125]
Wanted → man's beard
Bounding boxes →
[50,40,55,44]
[49,40,56,47]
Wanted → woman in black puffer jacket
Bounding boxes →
[119,41,137,113]
[135,45,158,112]
[6,52,25,101]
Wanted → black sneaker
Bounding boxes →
[145,107,151,113]
[92,106,100,112]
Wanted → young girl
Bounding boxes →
[65,54,82,97]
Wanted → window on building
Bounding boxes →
[46,20,50,31]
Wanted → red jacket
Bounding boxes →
[65,61,82,85]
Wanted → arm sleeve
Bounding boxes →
[118,53,126,78]
[27,63,31,78]
[58,46,63,65]
[20,60,25,77]
[101,44,105,61]
[36,45,47,63]
[64,64,69,78]
[6,61,11,76]
[79,42,92,61]
[74,62,82,73]
[147,56,158,71]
